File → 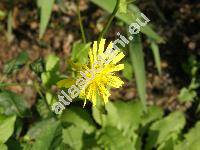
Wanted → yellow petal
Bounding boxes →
[97,83,110,104]
[110,64,124,72]
[107,75,124,88]
[98,39,106,55]
[92,41,98,61]
[111,52,125,64]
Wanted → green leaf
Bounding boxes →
[45,54,60,72]
[38,0,55,39]
[150,41,161,75]
[30,58,45,75]
[122,61,133,80]
[3,51,29,75]
[30,119,60,150]
[175,121,200,150]
[93,101,143,132]
[0,90,30,117]
[71,41,91,64]
[36,99,51,118]
[119,0,127,13]
[145,111,185,150]
[0,143,7,150]
[129,34,147,111]
[178,87,197,103]
[91,0,164,43]
[0,115,16,143]
[62,125,84,150]
[41,71,60,88]
[141,105,164,126]
[56,78,76,88]
[61,106,96,133]
[96,126,133,150]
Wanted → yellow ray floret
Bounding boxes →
[80,39,125,106]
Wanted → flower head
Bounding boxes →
[80,39,125,106]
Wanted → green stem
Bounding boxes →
[98,0,120,45]
[34,82,57,119]
[77,2,86,43]
[0,82,33,89]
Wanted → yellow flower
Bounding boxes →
[80,39,125,106]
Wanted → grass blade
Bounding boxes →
[38,0,55,39]
[150,41,162,75]
[129,34,147,111]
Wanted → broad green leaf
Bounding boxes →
[158,132,179,150]
[26,119,55,140]
[71,41,91,64]
[119,0,127,13]
[96,126,133,150]
[0,90,30,117]
[175,121,200,150]
[109,101,143,130]
[141,105,164,126]
[91,0,164,43]
[62,125,83,150]
[150,41,161,75]
[0,143,7,150]
[3,51,29,75]
[129,34,147,111]
[45,54,60,71]
[145,111,185,150]
[93,100,143,132]
[122,61,133,80]
[31,119,60,150]
[61,106,96,133]
[0,115,16,143]
[38,0,55,39]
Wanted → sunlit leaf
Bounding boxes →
[0,115,16,143]
[119,0,127,13]
[45,54,60,72]
[178,87,197,103]
[175,121,200,150]
[0,143,7,150]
